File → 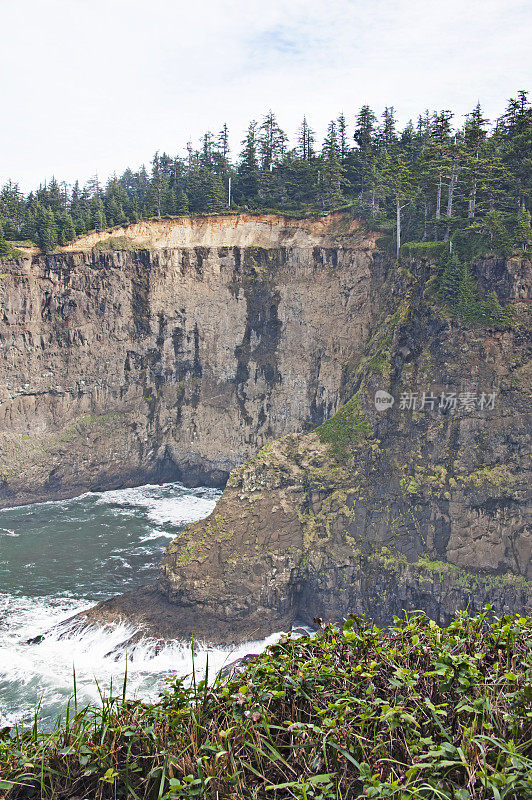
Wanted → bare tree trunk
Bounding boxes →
[468,178,477,219]
[434,174,442,241]
[468,152,479,220]
[444,164,457,241]
[423,197,428,241]
[396,199,401,258]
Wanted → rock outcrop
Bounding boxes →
[152,254,531,642]
[0,213,381,506]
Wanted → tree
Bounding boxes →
[463,104,489,220]
[55,210,76,246]
[321,121,344,208]
[297,117,315,161]
[237,121,260,200]
[90,197,106,231]
[515,208,532,249]
[418,111,453,240]
[205,173,226,212]
[353,105,377,200]
[258,111,287,172]
[337,113,349,162]
[379,106,397,149]
[439,253,464,306]
[35,205,58,252]
[148,152,169,217]
[497,91,532,210]
[0,221,9,258]
[174,189,189,215]
[382,151,414,256]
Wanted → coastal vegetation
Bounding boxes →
[1,610,530,799]
[0,93,531,260]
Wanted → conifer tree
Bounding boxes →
[237,121,260,201]
[297,117,315,161]
[382,151,414,256]
[353,105,377,199]
[463,104,489,220]
[515,208,532,249]
[439,253,464,306]
[216,124,230,175]
[337,113,349,162]
[258,111,287,172]
[90,197,106,231]
[321,121,344,208]
[174,189,189,215]
[35,205,58,252]
[205,173,226,212]
[55,210,76,246]
[0,221,9,258]
[379,106,397,149]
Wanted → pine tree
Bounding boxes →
[205,173,226,212]
[382,151,414,256]
[337,113,348,163]
[128,197,141,223]
[55,210,76,246]
[353,105,377,200]
[497,91,532,211]
[237,121,260,201]
[515,208,532,249]
[35,205,58,253]
[379,107,397,149]
[463,104,490,220]
[258,111,287,172]
[297,117,315,161]
[216,124,230,175]
[91,197,106,231]
[0,221,9,258]
[439,253,464,306]
[174,189,189,215]
[418,111,453,240]
[321,121,344,208]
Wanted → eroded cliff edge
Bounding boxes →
[0,214,379,506]
[151,253,531,642]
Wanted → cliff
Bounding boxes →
[153,253,531,642]
[0,213,379,506]
[2,214,530,640]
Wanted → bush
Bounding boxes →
[1,610,530,799]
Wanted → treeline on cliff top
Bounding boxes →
[1,610,530,799]
[0,91,531,259]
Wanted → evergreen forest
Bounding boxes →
[0,92,531,263]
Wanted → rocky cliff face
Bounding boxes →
[153,254,531,642]
[3,214,530,641]
[0,214,380,507]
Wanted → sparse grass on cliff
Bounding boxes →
[1,610,531,799]
[316,392,371,460]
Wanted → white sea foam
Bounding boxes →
[92,483,220,527]
[0,480,249,730]
[0,591,285,728]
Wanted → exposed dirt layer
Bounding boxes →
[61,212,374,252]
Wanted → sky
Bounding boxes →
[1,0,530,192]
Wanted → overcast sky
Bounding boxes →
[1,0,530,191]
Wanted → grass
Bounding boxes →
[1,609,530,799]
[0,243,24,261]
[316,393,371,461]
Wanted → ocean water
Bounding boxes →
[0,482,283,730]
